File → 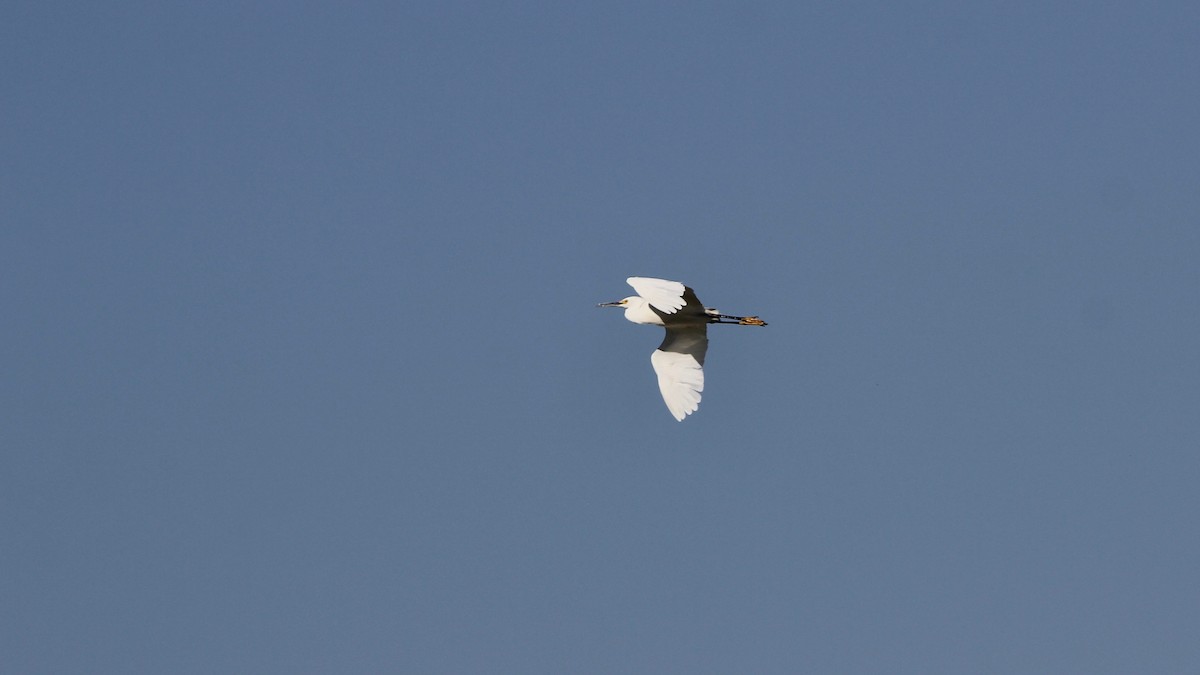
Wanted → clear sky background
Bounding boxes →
[3,2,1199,673]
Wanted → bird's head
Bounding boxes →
[598,296,661,325]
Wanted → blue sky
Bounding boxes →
[3,2,1199,672]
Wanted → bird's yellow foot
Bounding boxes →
[739,316,767,326]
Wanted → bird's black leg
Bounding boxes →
[709,314,767,326]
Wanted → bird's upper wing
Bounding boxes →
[627,277,689,315]
[650,348,704,422]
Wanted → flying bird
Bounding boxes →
[599,277,766,421]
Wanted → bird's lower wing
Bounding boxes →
[650,349,704,421]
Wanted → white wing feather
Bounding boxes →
[650,349,704,421]
[627,277,687,314]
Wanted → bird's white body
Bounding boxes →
[600,277,765,421]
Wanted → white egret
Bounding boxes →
[599,277,767,421]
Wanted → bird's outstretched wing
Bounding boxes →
[651,323,708,421]
[650,348,704,421]
[627,277,689,315]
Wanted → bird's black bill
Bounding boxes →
[598,301,624,307]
